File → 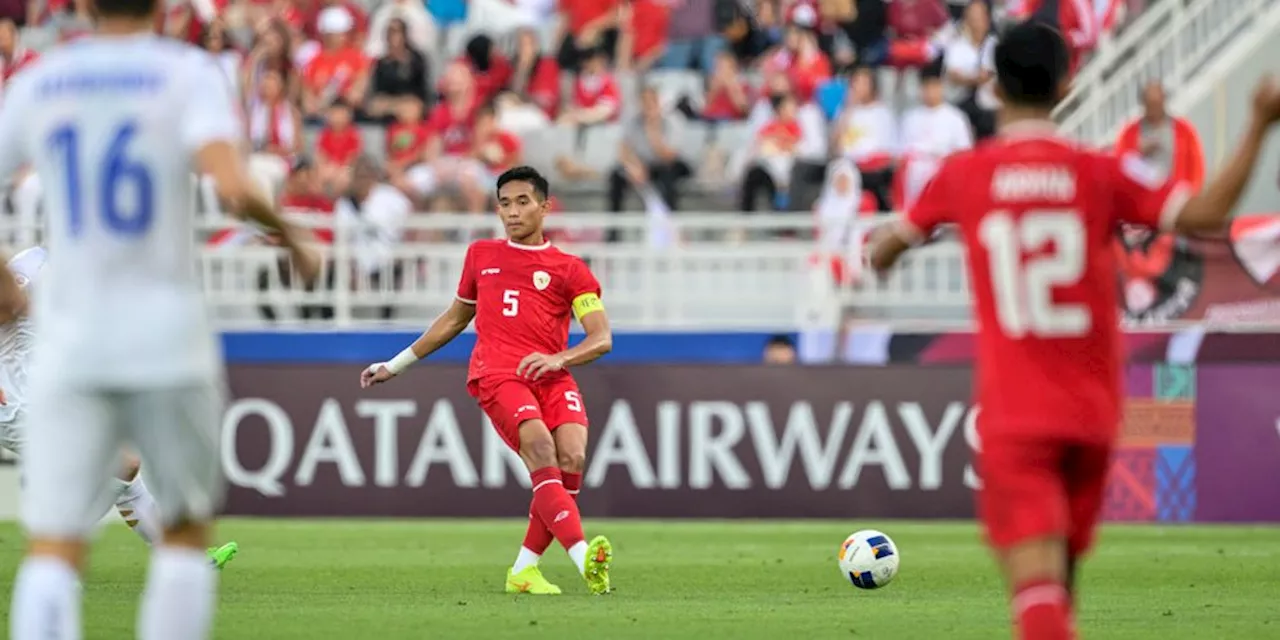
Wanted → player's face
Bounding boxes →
[496,181,548,241]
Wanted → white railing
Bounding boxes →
[0,211,974,330]
[1054,0,1279,144]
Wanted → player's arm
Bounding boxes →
[0,259,26,325]
[184,55,320,281]
[1150,77,1280,233]
[359,298,477,388]
[867,162,955,272]
[361,244,480,387]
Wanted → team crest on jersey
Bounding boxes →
[533,271,551,291]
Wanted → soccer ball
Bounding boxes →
[838,529,900,589]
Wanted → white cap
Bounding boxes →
[317,6,354,35]
[792,4,818,27]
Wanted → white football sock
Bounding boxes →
[10,556,82,640]
[115,476,162,546]
[138,547,217,640]
[568,541,588,576]
[511,546,541,575]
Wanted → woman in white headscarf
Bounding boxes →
[798,158,867,362]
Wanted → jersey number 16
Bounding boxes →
[48,121,155,238]
[978,210,1092,339]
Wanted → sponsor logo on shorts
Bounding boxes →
[533,271,551,291]
[514,404,538,417]
[554,510,570,523]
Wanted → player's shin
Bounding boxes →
[515,471,582,572]
[139,525,217,640]
[10,553,82,640]
[1004,540,1075,640]
[528,467,587,573]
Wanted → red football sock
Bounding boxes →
[528,467,585,550]
[1012,580,1075,640]
[522,472,582,554]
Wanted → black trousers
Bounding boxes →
[608,160,693,213]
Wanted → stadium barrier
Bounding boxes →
[215,361,1280,523]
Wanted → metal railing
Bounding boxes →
[0,210,976,330]
[1053,0,1279,144]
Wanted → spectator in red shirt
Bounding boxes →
[741,92,805,211]
[458,34,513,105]
[0,18,38,85]
[1025,0,1099,75]
[472,103,523,179]
[618,0,670,72]
[302,6,370,121]
[701,50,752,120]
[404,62,487,211]
[385,97,431,190]
[887,0,949,67]
[559,47,621,126]
[316,100,363,193]
[557,0,620,73]
[301,0,368,41]
[244,19,300,108]
[510,27,561,119]
[761,23,832,104]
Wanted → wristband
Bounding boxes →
[386,347,419,375]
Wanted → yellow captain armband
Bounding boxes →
[572,292,604,321]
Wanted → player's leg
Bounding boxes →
[125,383,226,640]
[472,379,562,595]
[1062,443,1114,611]
[516,418,593,581]
[514,381,589,569]
[550,423,612,594]
[977,435,1075,640]
[10,386,121,640]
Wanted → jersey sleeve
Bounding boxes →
[1110,152,1192,232]
[180,53,243,153]
[899,158,955,244]
[455,243,477,304]
[565,258,603,322]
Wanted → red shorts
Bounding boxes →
[467,375,589,451]
[976,433,1113,557]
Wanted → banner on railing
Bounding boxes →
[221,363,1280,522]
[1117,214,1280,325]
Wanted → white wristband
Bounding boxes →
[386,348,419,375]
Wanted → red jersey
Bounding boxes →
[428,98,479,156]
[304,47,368,95]
[456,239,602,383]
[317,126,362,166]
[386,122,432,165]
[903,121,1190,441]
[475,131,522,173]
[627,0,671,60]
[571,73,621,121]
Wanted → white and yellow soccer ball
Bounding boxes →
[838,529,900,589]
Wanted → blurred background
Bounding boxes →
[0,0,1277,523]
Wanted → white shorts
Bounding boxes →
[19,381,226,538]
[0,409,24,453]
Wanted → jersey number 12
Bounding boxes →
[978,210,1091,338]
[48,121,155,237]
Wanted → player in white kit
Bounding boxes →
[0,0,319,637]
[0,246,240,568]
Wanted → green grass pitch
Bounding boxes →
[0,519,1276,639]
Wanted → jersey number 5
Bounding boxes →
[48,121,154,238]
[978,210,1091,338]
[502,289,520,317]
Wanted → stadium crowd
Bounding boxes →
[0,0,1137,232]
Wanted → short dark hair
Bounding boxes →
[495,166,550,201]
[994,21,1070,109]
[766,334,796,349]
[95,0,159,19]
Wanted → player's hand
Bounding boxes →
[1250,74,1280,125]
[516,352,567,380]
[0,387,7,406]
[360,363,396,388]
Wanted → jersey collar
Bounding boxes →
[506,239,551,251]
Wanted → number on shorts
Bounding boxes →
[502,289,519,316]
[564,391,583,412]
[977,210,1090,338]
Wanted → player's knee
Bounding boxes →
[1003,537,1069,586]
[519,426,558,469]
[557,449,586,474]
[117,453,141,482]
[27,538,89,573]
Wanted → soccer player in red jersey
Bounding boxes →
[360,166,614,596]
[869,22,1280,640]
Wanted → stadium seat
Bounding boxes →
[674,121,710,166]
[816,78,848,120]
[520,125,575,177]
[359,124,388,162]
[644,69,704,107]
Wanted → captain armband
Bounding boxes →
[572,292,604,321]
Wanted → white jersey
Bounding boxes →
[0,247,45,425]
[0,35,240,388]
